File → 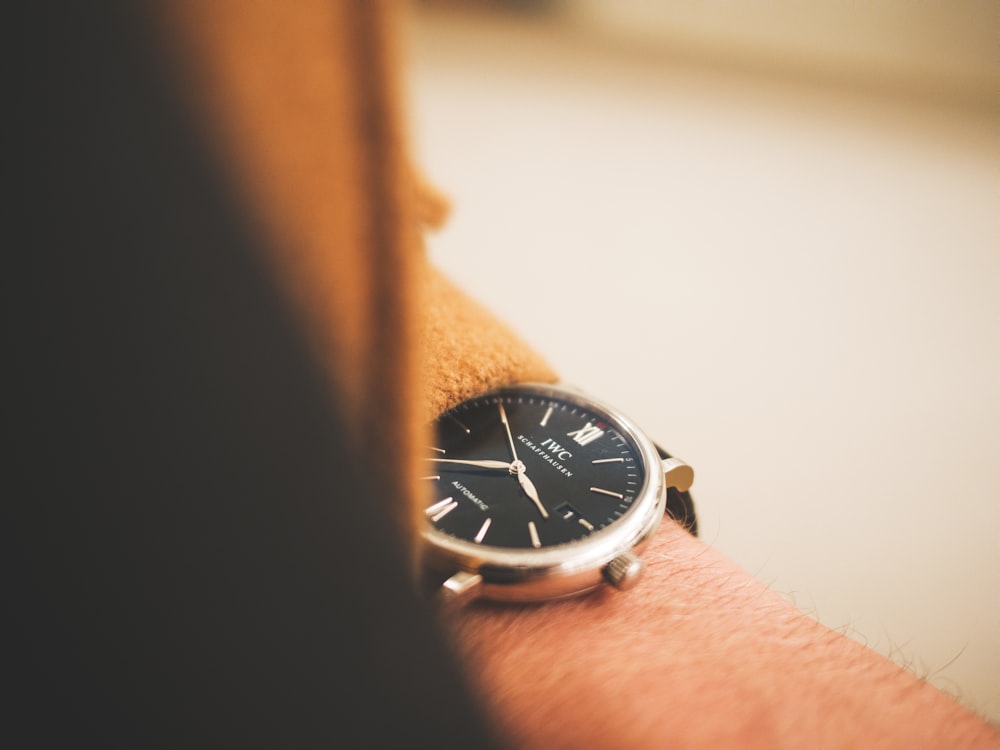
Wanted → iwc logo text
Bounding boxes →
[517,435,574,478]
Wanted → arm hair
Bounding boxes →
[445,523,998,748]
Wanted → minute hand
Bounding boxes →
[428,458,512,470]
[498,403,520,461]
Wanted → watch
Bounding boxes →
[420,383,696,603]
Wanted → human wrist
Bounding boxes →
[444,522,998,748]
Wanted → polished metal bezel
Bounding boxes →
[421,382,666,602]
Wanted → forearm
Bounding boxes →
[447,523,997,748]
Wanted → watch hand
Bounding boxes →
[427,458,512,470]
[513,463,549,519]
[498,403,520,462]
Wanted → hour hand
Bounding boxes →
[516,470,550,519]
[428,458,513,470]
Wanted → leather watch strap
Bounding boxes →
[656,444,698,536]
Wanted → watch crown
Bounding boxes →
[604,552,645,591]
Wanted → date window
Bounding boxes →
[554,502,596,533]
[554,502,582,521]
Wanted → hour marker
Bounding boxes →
[528,521,541,549]
[592,458,624,464]
[420,475,440,481]
[474,518,492,543]
[567,422,605,446]
[429,447,446,454]
[578,518,595,531]
[590,487,624,500]
[448,415,471,434]
[540,406,553,427]
[426,497,458,522]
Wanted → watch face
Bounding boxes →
[424,386,649,551]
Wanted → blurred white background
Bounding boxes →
[406,0,999,722]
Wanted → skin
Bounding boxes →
[446,522,999,748]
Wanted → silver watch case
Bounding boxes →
[421,383,688,604]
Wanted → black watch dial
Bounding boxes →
[424,388,648,550]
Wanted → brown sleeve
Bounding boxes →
[158,0,426,544]
[158,0,554,539]
[418,262,556,420]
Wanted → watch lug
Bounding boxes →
[661,457,694,493]
[439,571,483,604]
[604,552,645,591]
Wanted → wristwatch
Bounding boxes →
[420,383,696,603]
